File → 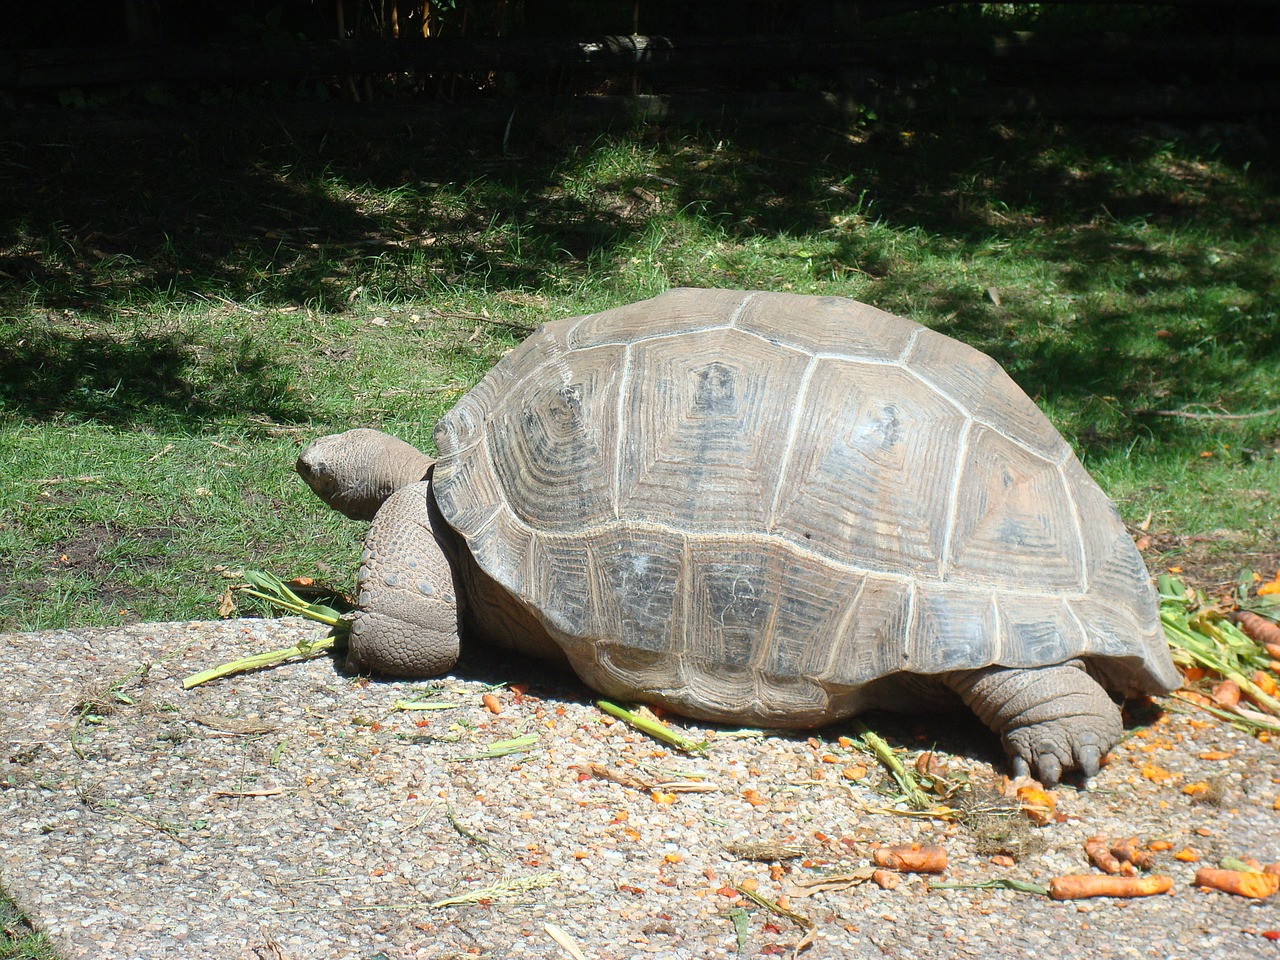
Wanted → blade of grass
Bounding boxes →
[391,699,459,711]
[732,883,815,957]
[929,878,1050,896]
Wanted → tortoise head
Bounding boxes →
[297,428,435,522]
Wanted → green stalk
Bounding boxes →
[391,699,458,711]
[447,732,538,761]
[929,878,1050,896]
[853,720,932,810]
[1169,693,1280,734]
[1162,611,1280,714]
[181,570,348,688]
[596,699,709,754]
[1220,857,1264,873]
[181,636,335,688]
[732,884,814,933]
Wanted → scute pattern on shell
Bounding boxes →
[431,288,1178,725]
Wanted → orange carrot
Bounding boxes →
[1048,874,1173,900]
[872,869,901,890]
[1235,611,1280,648]
[1110,837,1154,872]
[1016,785,1057,826]
[1212,680,1241,708]
[872,843,947,874]
[1252,670,1279,698]
[1194,868,1280,900]
[1084,836,1126,876]
[481,692,502,714]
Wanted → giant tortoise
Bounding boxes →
[297,288,1179,785]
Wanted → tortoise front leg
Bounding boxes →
[344,480,461,678]
[944,659,1122,787]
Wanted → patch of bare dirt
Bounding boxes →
[1135,525,1279,597]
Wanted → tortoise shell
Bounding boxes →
[431,288,1178,725]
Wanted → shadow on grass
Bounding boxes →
[1,110,1276,444]
[0,324,310,426]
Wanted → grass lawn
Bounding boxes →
[1,110,1277,956]
[2,115,1277,636]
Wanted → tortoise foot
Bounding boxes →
[947,660,1122,787]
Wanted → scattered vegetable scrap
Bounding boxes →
[572,763,650,790]
[732,883,815,954]
[1084,836,1154,875]
[853,722,935,812]
[1048,874,1174,900]
[1111,837,1155,871]
[788,868,877,897]
[1085,836,1130,876]
[428,871,561,908]
[726,841,811,862]
[1140,763,1179,785]
[1159,573,1280,733]
[183,571,347,687]
[544,922,590,960]
[392,697,457,711]
[928,878,1050,896]
[872,869,901,890]
[446,732,538,762]
[1015,785,1057,826]
[1211,681,1240,709]
[1194,868,1280,900]
[595,700,708,754]
[871,843,947,874]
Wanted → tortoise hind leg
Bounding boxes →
[944,659,1122,787]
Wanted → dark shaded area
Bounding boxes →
[429,629,1016,774]
[6,1,1275,117]
[0,318,312,426]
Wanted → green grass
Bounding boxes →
[1,102,1279,960]
[0,892,53,960]
[3,117,1277,640]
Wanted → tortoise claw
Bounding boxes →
[1077,743,1103,782]
[1034,748,1063,788]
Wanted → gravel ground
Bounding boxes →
[3,618,1279,960]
